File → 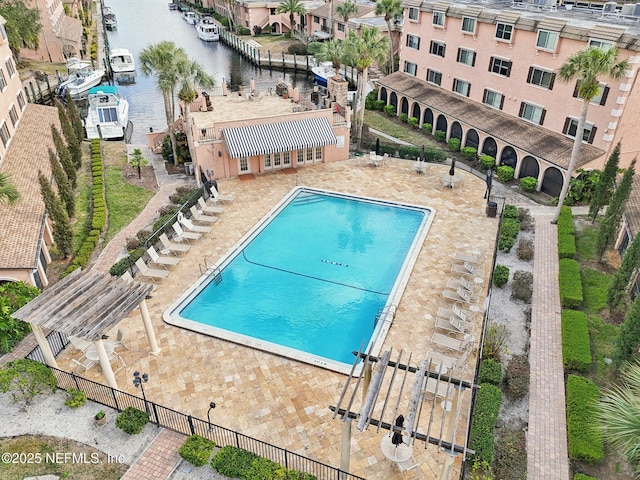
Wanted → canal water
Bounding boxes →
[104,0,315,143]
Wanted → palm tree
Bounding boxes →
[336,0,358,30]
[315,40,344,79]
[139,41,188,165]
[277,0,305,38]
[343,26,388,147]
[553,46,629,223]
[175,57,215,186]
[374,0,402,74]
[0,172,19,205]
[599,360,640,475]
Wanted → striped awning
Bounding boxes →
[222,117,337,159]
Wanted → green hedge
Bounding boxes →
[559,258,583,308]
[557,206,574,235]
[179,435,216,467]
[469,383,502,464]
[499,217,521,252]
[566,375,603,464]
[479,359,502,385]
[210,446,317,480]
[574,474,598,480]
[561,310,592,372]
[503,205,519,219]
[558,233,577,259]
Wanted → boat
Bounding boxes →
[109,48,136,83]
[84,86,130,140]
[196,17,220,41]
[56,58,106,99]
[103,6,117,30]
[168,2,178,10]
[183,11,197,25]
[312,61,336,87]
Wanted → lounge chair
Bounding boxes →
[397,455,420,479]
[422,376,455,401]
[426,349,471,372]
[112,328,128,350]
[209,185,235,203]
[189,205,218,224]
[69,335,91,352]
[451,261,480,278]
[414,160,428,174]
[172,222,201,242]
[159,233,191,254]
[178,212,212,233]
[442,287,477,305]
[436,304,472,323]
[197,197,224,215]
[453,251,485,265]
[435,315,473,335]
[135,258,169,282]
[72,354,97,372]
[431,332,475,354]
[147,246,180,268]
[446,276,478,293]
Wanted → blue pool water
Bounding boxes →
[168,188,432,370]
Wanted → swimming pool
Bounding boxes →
[164,187,434,373]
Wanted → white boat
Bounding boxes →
[183,11,197,25]
[312,61,336,87]
[56,58,105,99]
[109,48,135,74]
[84,86,129,140]
[196,17,219,41]
[103,6,117,30]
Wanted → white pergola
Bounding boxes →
[12,269,159,390]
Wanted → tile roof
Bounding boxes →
[376,72,604,170]
[0,104,59,269]
[309,0,376,19]
[624,173,640,237]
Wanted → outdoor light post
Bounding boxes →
[207,401,216,431]
[133,371,149,415]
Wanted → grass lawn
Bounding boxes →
[364,110,443,148]
[581,267,611,314]
[72,145,93,252]
[575,222,599,262]
[587,313,619,385]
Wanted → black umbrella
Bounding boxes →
[484,168,493,200]
[375,138,381,156]
[420,144,425,163]
[449,156,456,177]
[391,414,404,446]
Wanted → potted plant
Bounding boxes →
[95,410,106,426]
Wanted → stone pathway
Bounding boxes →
[121,429,186,480]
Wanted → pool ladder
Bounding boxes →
[374,304,397,327]
[199,259,222,285]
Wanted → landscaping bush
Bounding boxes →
[373,99,385,111]
[482,324,510,363]
[511,271,533,303]
[422,123,432,134]
[497,165,515,182]
[306,42,323,55]
[434,130,446,142]
[210,445,317,480]
[479,359,502,385]
[448,138,461,152]
[559,258,583,309]
[499,218,521,252]
[179,435,216,467]
[558,233,577,259]
[517,238,534,261]
[109,247,144,276]
[503,204,518,219]
[408,116,418,128]
[383,104,395,116]
[561,310,591,372]
[479,155,495,171]
[469,383,502,464]
[574,474,597,480]
[460,146,477,160]
[494,428,527,480]
[518,208,534,231]
[505,354,529,400]
[115,407,149,435]
[237,26,250,35]
[397,113,407,123]
[493,264,510,287]
[364,90,378,110]
[0,359,56,405]
[557,205,574,235]
[520,176,537,193]
[566,375,604,464]
[64,388,86,408]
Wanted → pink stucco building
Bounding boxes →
[379,0,640,196]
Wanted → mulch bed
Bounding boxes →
[122,164,157,191]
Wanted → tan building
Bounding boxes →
[0,15,59,287]
[305,0,377,40]
[379,0,640,196]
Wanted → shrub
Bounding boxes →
[511,271,533,303]
[373,99,385,111]
[574,474,597,480]
[497,165,515,182]
[179,434,216,467]
[383,104,395,116]
[408,117,418,128]
[237,26,250,35]
[562,310,591,372]
[520,176,537,192]
[210,445,317,480]
[557,205,574,235]
[0,359,57,405]
[479,155,495,170]
[517,238,534,261]
[422,123,432,134]
[566,375,603,464]
[558,233,577,259]
[479,359,502,385]
[499,218,521,252]
[469,383,502,464]
[448,138,461,152]
[115,407,149,435]
[493,264,510,287]
[505,354,529,400]
[482,324,510,363]
[64,388,86,408]
[518,208,534,231]
[460,146,477,160]
[559,258,583,308]
[109,247,144,276]
[399,113,408,123]
[307,42,323,55]
[494,428,527,480]
[503,205,518,219]
[434,130,446,142]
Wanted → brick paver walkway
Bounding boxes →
[121,428,186,480]
[527,214,570,480]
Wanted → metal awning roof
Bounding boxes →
[313,30,331,40]
[222,117,337,159]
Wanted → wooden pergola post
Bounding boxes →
[31,325,58,368]
[93,338,118,389]
[340,417,352,474]
[140,299,161,355]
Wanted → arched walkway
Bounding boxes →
[436,115,448,134]
[481,137,497,158]
[271,22,281,33]
[519,156,540,179]
[423,108,434,127]
[411,103,421,121]
[450,122,462,140]
[401,97,409,115]
[389,92,398,110]
[465,129,479,149]
[380,88,388,104]
[541,167,563,197]
[500,146,517,168]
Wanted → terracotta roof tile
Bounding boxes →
[0,104,60,269]
[310,0,376,19]
[625,174,640,236]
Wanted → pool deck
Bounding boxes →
[58,157,499,479]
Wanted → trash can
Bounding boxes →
[184,162,194,175]
[486,201,498,218]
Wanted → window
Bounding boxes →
[17,91,25,110]
[483,90,504,110]
[519,102,545,125]
[313,15,320,23]
[406,34,420,50]
[0,121,9,147]
[0,69,6,91]
[239,157,248,172]
[404,61,417,76]
[9,105,17,127]
[589,38,614,50]
[98,107,118,122]
[283,151,291,165]
[536,30,558,51]
[489,57,512,77]
[461,16,476,34]
[457,48,475,66]
[427,69,442,86]
[432,11,445,27]
[315,147,322,161]
[573,82,609,105]
[0,24,6,42]
[408,7,419,21]
[429,40,446,57]
[563,118,596,143]
[270,7,276,14]
[495,22,513,41]
[527,67,555,90]
[452,78,470,97]
[337,23,345,32]
[306,148,313,162]
[5,58,14,77]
